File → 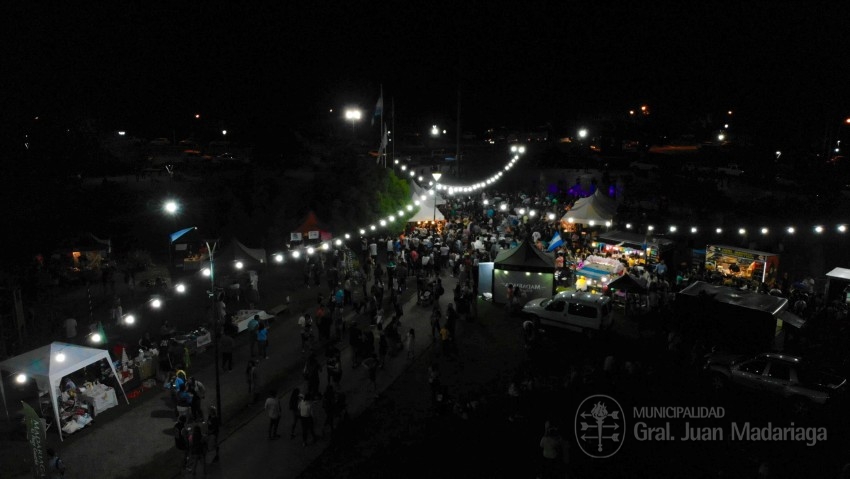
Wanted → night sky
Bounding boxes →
[3,2,850,143]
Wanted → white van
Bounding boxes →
[521,291,614,334]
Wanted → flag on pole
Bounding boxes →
[376,123,388,164]
[547,232,564,252]
[372,86,383,126]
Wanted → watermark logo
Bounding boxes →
[575,394,626,458]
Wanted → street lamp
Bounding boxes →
[432,172,442,222]
[578,129,588,139]
[431,125,440,137]
[221,130,227,136]
[204,239,224,453]
[344,108,362,137]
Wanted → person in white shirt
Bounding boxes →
[368,241,378,260]
[264,390,282,439]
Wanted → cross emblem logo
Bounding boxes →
[575,394,626,458]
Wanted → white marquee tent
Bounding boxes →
[561,189,619,225]
[410,180,446,206]
[0,342,129,440]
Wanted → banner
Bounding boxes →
[22,401,48,479]
[308,231,320,240]
[290,232,303,241]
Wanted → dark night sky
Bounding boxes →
[3,2,850,141]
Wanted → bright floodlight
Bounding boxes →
[483,199,489,205]
[647,225,654,231]
[500,204,507,211]
[690,227,698,233]
[418,176,423,181]
[151,299,162,309]
[359,228,366,234]
[91,333,102,343]
[321,243,329,250]
[761,227,769,235]
[431,125,439,136]
[815,225,824,233]
[118,131,126,136]
[163,200,179,214]
[625,223,632,229]
[716,228,723,234]
[669,226,677,233]
[345,109,362,120]
[518,146,526,154]
[235,261,244,269]
[124,314,135,325]
[344,233,351,239]
[410,171,415,177]
[15,373,27,384]
[839,225,847,233]
[589,220,595,226]
[292,250,301,258]
[370,224,376,230]
[548,213,556,220]
[389,215,395,221]
[274,253,284,263]
[738,228,746,235]
[334,239,342,246]
[201,267,211,277]
[307,247,315,255]
[56,353,66,362]
[518,208,526,215]
[578,129,588,139]
[175,283,186,293]
[530,210,537,217]
[400,165,407,171]
[718,134,726,141]
[511,145,518,153]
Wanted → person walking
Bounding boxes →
[206,406,220,463]
[264,389,282,439]
[47,448,66,479]
[187,376,206,421]
[219,332,234,372]
[256,322,269,359]
[430,305,442,341]
[321,385,338,435]
[188,424,207,477]
[364,353,379,396]
[298,393,317,446]
[247,315,259,357]
[288,388,302,439]
[539,424,564,479]
[326,348,342,389]
[246,360,259,404]
[405,328,416,360]
[173,415,190,470]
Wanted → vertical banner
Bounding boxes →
[21,402,48,479]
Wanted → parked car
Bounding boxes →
[717,164,744,176]
[704,352,847,415]
[521,291,613,335]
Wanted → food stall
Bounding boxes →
[595,230,675,266]
[574,255,625,291]
[825,267,850,304]
[704,245,779,284]
[233,310,275,333]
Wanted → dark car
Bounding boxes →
[704,352,847,415]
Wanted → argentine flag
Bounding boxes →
[372,87,384,125]
[547,232,564,252]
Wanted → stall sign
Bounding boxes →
[308,231,320,240]
[22,401,47,479]
[290,232,303,241]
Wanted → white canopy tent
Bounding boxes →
[408,190,446,222]
[410,180,446,206]
[0,342,129,440]
[561,190,618,225]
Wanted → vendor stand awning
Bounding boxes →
[0,342,129,441]
[608,273,649,293]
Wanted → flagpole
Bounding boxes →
[380,84,384,168]
[391,97,395,170]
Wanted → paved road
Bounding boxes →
[12,257,458,479]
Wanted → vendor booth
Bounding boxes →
[705,245,779,284]
[677,281,804,353]
[0,342,129,440]
[560,190,618,226]
[492,240,555,304]
[825,267,850,304]
[595,230,675,266]
[293,211,334,243]
[574,255,625,291]
[169,226,208,270]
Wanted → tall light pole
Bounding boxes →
[204,239,223,450]
[432,172,442,222]
[345,108,362,139]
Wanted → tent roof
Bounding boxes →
[410,180,446,205]
[608,273,648,293]
[213,238,267,268]
[827,267,850,281]
[494,240,555,272]
[598,231,675,250]
[294,211,332,235]
[0,342,112,390]
[678,281,788,316]
[170,226,206,244]
[408,201,445,222]
[561,190,618,225]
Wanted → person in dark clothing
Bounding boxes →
[207,406,220,462]
[378,332,389,369]
[219,333,234,372]
[288,388,302,439]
